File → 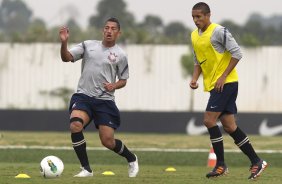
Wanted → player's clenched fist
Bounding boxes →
[189,81,198,89]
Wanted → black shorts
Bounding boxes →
[206,82,238,114]
[69,93,120,129]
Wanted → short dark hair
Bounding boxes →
[192,2,210,14]
[106,17,121,30]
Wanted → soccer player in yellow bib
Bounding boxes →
[190,2,267,180]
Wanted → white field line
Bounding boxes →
[0,145,282,153]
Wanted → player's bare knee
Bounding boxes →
[100,137,115,149]
[70,117,84,133]
[203,119,216,128]
[223,125,236,134]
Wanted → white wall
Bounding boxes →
[0,43,281,112]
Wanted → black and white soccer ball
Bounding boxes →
[40,155,64,178]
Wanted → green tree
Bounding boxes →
[66,18,83,43]
[140,15,163,33]
[220,20,242,43]
[240,33,260,47]
[139,15,163,43]
[164,22,189,44]
[0,0,32,41]
[88,0,135,29]
[83,26,102,42]
[243,19,263,46]
[25,18,48,42]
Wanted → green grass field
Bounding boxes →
[0,131,281,184]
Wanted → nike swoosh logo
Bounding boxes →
[186,118,207,135]
[259,119,282,136]
[186,118,222,135]
[199,59,207,65]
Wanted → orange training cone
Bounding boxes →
[207,147,217,167]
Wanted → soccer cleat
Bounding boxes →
[128,154,139,177]
[248,160,268,180]
[73,167,93,177]
[206,164,228,178]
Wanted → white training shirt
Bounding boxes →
[69,40,129,101]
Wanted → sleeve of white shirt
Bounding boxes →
[117,54,129,80]
[69,42,84,62]
[191,36,200,65]
[192,49,200,65]
[211,26,243,61]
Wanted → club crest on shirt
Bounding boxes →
[108,52,118,63]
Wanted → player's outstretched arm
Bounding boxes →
[59,26,73,62]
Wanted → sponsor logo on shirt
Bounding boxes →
[108,52,118,63]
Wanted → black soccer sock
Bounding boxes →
[208,125,225,166]
[71,132,92,172]
[229,127,260,164]
[112,139,136,162]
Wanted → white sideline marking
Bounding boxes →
[0,145,282,153]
